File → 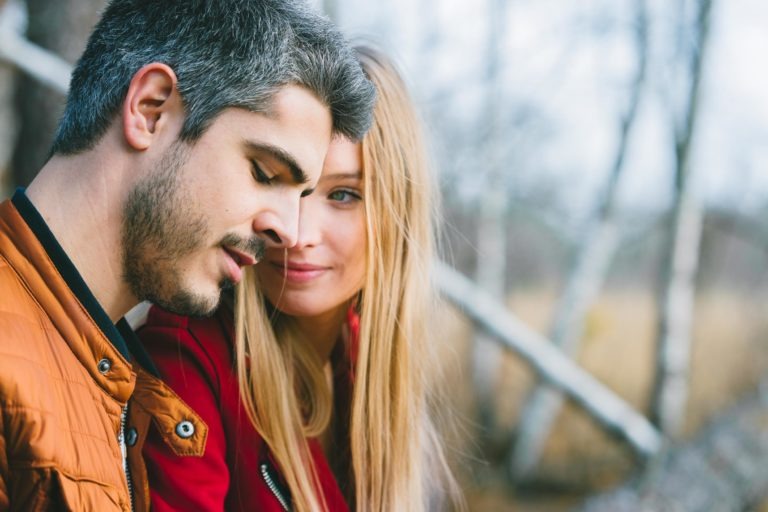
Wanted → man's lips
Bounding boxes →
[223,246,257,267]
[221,246,257,284]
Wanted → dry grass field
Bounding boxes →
[433,288,768,510]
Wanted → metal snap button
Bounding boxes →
[125,427,138,447]
[97,358,112,374]
[175,420,195,439]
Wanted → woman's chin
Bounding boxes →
[271,296,348,320]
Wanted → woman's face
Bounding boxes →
[256,137,366,318]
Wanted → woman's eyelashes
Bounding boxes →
[327,188,362,204]
[251,161,277,185]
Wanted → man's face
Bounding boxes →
[122,85,332,316]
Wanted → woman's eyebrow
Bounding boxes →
[322,171,363,181]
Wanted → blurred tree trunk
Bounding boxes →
[11,0,105,187]
[650,0,713,438]
[472,0,509,452]
[508,0,650,481]
[0,0,16,196]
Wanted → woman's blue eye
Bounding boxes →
[252,161,275,184]
[328,189,361,202]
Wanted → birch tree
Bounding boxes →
[650,0,714,438]
[508,0,651,481]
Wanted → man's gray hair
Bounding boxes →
[51,0,376,155]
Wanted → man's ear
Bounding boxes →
[122,63,181,151]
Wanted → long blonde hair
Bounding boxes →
[235,44,461,511]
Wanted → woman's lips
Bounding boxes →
[269,260,328,283]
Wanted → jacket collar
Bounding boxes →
[0,190,156,402]
[11,188,134,359]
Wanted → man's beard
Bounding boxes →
[121,141,265,317]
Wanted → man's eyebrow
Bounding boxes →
[243,141,309,184]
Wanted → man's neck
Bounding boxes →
[26,152,137,322]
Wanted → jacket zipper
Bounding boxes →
[119,405,135,512]
[260,462,290,511]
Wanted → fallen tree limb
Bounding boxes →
[435,261,662,459]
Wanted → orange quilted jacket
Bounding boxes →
[0,193,208,511]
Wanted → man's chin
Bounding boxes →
[153,288,221,318]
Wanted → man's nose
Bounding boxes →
[253,198,300,249]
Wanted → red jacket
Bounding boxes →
[137,305,350,511]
